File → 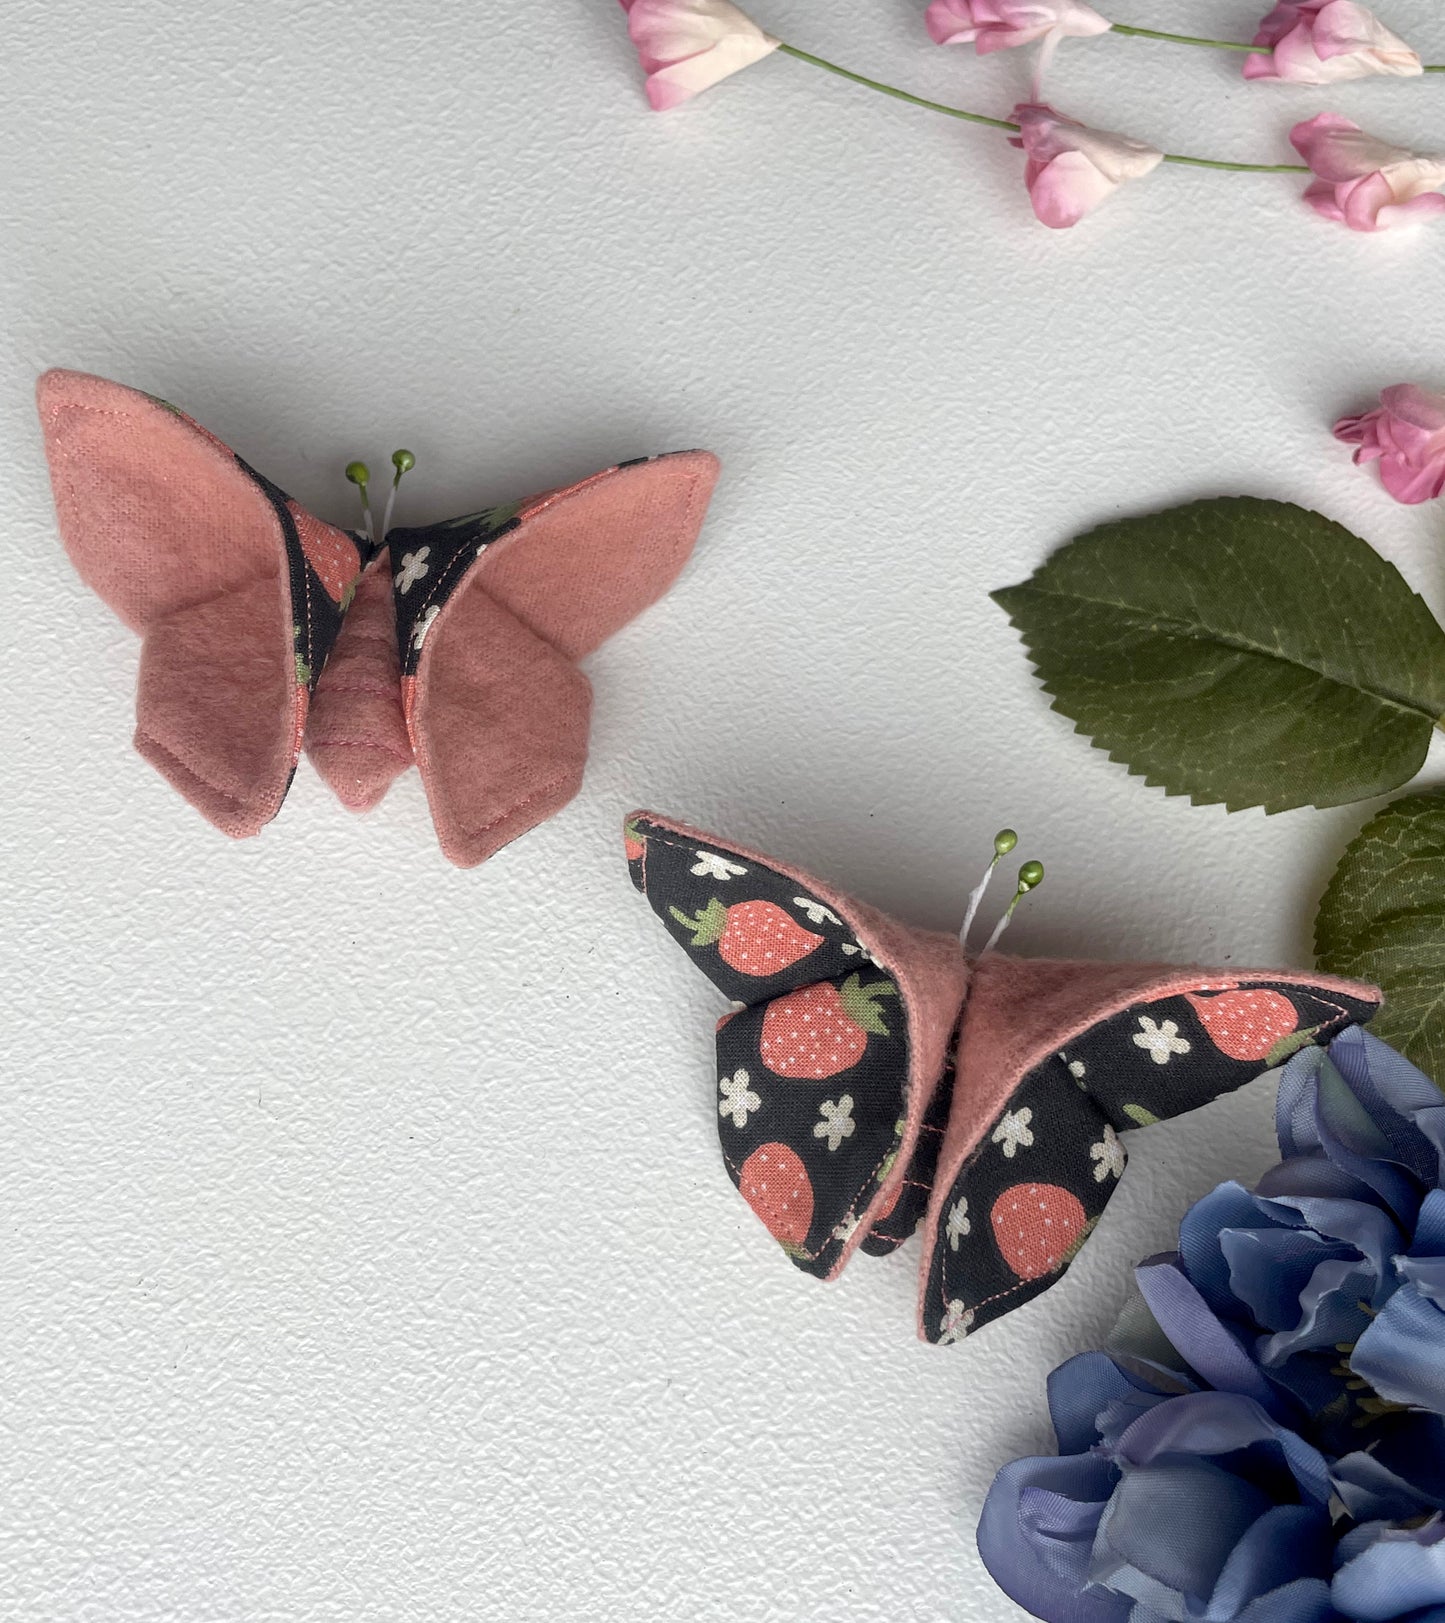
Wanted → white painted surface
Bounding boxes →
[2,3,1443,1617]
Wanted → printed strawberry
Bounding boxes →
[287,501,361,603]
[668,897,824,977]
[991,1183,1089,1281]
[1185,989,1299,1063]
[759,974,897,1078]
[739,1142,814,1254]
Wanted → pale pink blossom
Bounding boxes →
[1335,385,1445,504]
[926,0,1111,53]
[1244,1,1421,83]
[1009,102,1162,229]
[618,0,779,112]
[1290,113,1445,231]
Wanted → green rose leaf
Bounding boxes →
[1315,787,1445,1078]
[992,498,1445,814]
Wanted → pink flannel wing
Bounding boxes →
[37,369,369,837]
[389,455,719,868]
[916,956,1383,1343]
[625,811,969,1279]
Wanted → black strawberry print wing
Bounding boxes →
[385,504,527,677]
[714,977,908,1277]
[860,1054,955,1257]
[628,813,921,1279]
[920,978,1380,1342]
[626,815,870,1004]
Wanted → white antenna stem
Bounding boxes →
[981,859,1045,956]
[981,900,1020,956]
[960,830,1018,955]
[959,864,997,953]
[380,450,416,546]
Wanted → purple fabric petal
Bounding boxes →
[1352,1287,1445,1414]
[1333,1420,1445,1519]
[1276,1039,1429,1223]
[1220,1224,1360,1327]
[1092,1460,1272,1611]
[1179,1182,1289,1314]
[1400,1253,1445,1307]
[1404,1189,1445,1306]
[1256,1151,1383,1207]
[1135,1256,1287,1413]
[1329,1027,1445,1188]
[1333,1516,1445,1620]
[1208,1503,1333,1616]
[977,1453,1132,1623]
[1111,1391,1333,1506]
[1233,1576,1339,1623]
[1046,1352,1173,1456]
[1256,1257,1377,1367]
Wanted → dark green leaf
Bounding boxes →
[992,498,1445,813]
[1315,787,1445,1078]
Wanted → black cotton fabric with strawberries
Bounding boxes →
[920,978,1379,1341]
[628,816,914,1278]
[233,456,374,693]
[385,504,523,676]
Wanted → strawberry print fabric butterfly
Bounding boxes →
[37,370,719,866]
[625,812,1382,1342]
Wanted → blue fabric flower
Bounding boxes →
[978,1028,1445,1623]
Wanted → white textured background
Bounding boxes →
[2,3,1444,1618]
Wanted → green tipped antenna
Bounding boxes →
[960,828,1019,951]
[345,460,375,546]
[380,449,417,542]
[981,860,1045,955]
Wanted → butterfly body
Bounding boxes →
[625,812,1381,1340]
[38,370,719,864]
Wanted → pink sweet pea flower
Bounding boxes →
[618,0,779,112]
[1244,1,1422,83]
[1290,113,1445,231]
[1335,385,1445,504]
[926,0,1112,53]
[1009,103,1163,228]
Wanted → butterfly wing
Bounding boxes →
[389,454,719,867]
[37,369,368,837]
[916,955,1382,1342]
[626,811,969,1279]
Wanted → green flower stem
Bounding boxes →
[1112,21,1445,70]
[774,42,1309,174]
[1161,154,1308,173]
[1110,24,1261,53]
[775,43,1016,129]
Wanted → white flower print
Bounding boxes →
[394,547,431,594]
[793,897,842,927]
[814,1094,856,1152]
[1059,1051,1087,1082]
[692,850,747,881]
[1089,1124,1126,1182]
[410,604,440,651]
[831,1214,861,1243]
[991,1107,1034,1158]
[1133,1015,1192,1066]
[938,1300,976,1344]
[946,1197,972,1251]
[718,1068,761,1129]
